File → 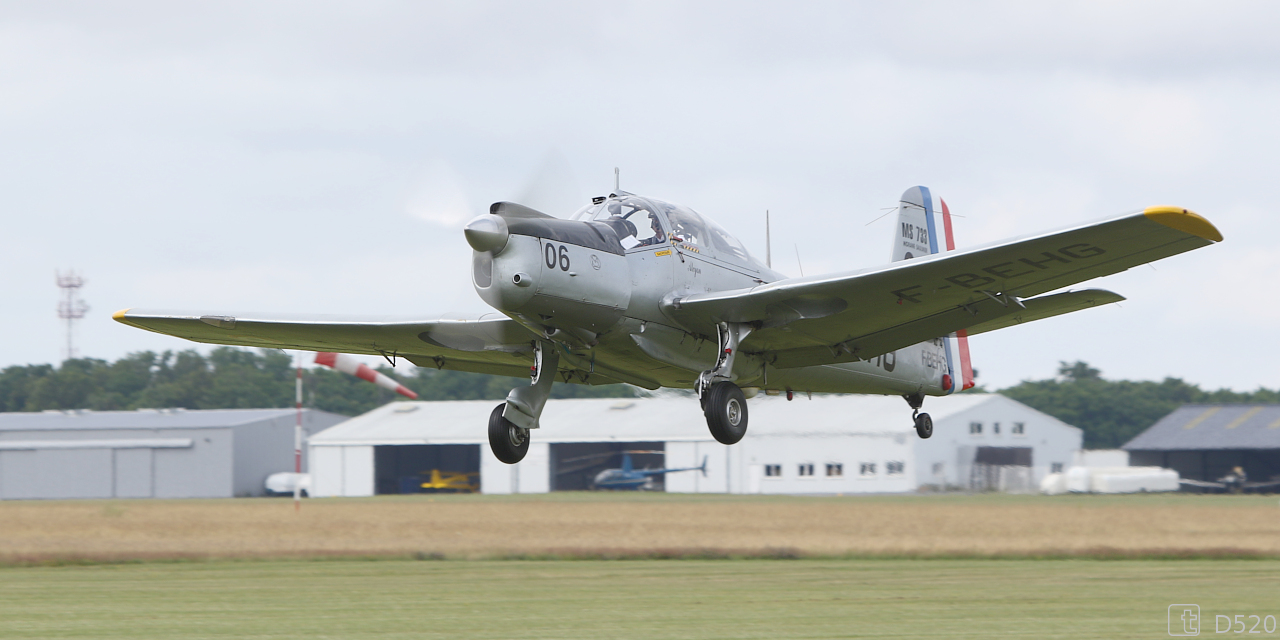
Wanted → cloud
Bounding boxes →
[0,2,1276,391]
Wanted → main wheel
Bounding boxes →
[914,412,933,439]
[704,382,748,444]
[488,403,530,464]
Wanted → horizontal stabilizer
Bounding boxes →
[964,289,1125,336]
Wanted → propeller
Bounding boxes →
[513,151,584,217]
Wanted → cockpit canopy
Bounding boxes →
[573,194,763,270]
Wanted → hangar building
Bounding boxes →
[1124,404,1280,483]
[0,408,346,500]
[308,394,1081,496]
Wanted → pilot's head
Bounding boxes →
[649,214,663,233]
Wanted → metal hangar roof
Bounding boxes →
[1123,404,1280,451]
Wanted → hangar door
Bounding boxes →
[550,442,664,491]
[970,446,1033,493]
[374,445,480,494]
[0,439,194,500]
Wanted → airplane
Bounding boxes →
[1179,467,1280,494]
[114,183,1222,465]
[419,469,480,493]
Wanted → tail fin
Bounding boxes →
[891,186,938,262]
[891,186,975,392]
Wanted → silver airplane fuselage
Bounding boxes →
[466,194,949,398]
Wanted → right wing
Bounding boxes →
[113,309,545,379]
[664,206,1221,368]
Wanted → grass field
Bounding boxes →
[2,492,1278,563]
[3,494,1278,638]
[1,557,1276,639]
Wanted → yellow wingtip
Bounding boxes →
[112,308,130,322]
[1143,206,1223,243]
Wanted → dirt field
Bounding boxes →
[1,492,1277,563]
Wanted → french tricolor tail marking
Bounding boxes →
[919,187,956,394]
[314,352,419,399]
[939,199,975,391]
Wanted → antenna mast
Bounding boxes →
[765,210,772,268]
[55,270,89,361]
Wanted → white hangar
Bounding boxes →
[308,394,1081,496]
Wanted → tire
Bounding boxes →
[488,403,530,464]
[915,412,933,439]
[704,382,748,444]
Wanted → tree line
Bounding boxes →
[2,351,1275,449]
[998,361,1280,449]
[0,348,635,417]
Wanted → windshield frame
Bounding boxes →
[575,194,766,272]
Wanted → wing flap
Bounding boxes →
[767,289,1122,368]
[963,289,1125,336]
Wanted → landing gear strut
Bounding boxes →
[697,322,753,445]
[904,392,932,439]
[488,340,558,464]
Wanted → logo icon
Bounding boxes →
[1169,604,1200,636]
[590,255,601,270]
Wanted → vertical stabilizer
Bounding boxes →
[891,186,938,262]
[891,186,974,394]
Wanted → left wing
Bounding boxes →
[113,309,547,379]
[663,206,1220,368]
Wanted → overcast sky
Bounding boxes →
[2,1,1276,390]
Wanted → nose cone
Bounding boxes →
[464,215,509,253]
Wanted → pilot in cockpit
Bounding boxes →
[637,213,667,247]
[603,199,667,249]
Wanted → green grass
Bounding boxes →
[1,558,1275,639]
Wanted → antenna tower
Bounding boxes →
[55,270,89,361]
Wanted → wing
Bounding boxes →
[664,206,1221,368]
[113,309,543,379]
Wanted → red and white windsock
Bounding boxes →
[314,352,419,399]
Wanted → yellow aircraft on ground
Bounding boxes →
[420,469,479,493]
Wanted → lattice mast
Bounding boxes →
[55,270,89,361]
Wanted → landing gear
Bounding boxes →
[488,340,558,464]
[914,411,933,439]
[904,392,932,439]
[703,381,748,444]
[488,404,530,464]
[696,322,754,445]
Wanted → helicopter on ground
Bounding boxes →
[116,182,1222,464]
[557,450,709,491]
